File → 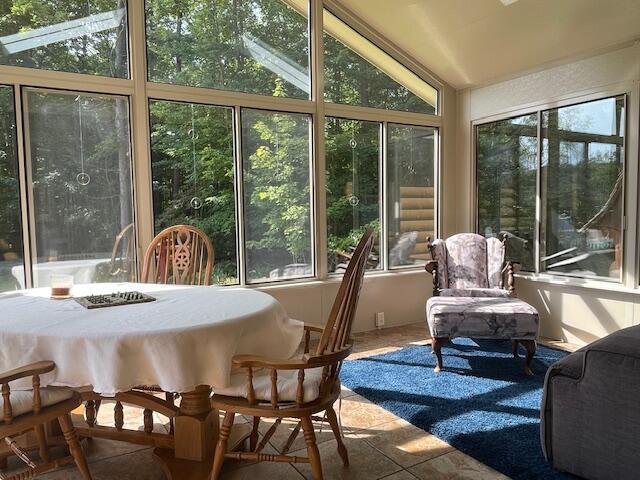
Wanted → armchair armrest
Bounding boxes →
[0,361,55,385]
[425,260,439,296]
[303,323,324,334]
[232,346,352,371]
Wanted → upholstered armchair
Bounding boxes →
[425,233,517,298]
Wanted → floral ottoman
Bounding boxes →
[426,296,539,375]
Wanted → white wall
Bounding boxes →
[456,43,640,345]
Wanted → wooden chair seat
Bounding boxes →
[0,387,73,419]
[211,380,341,419]
[1,362,92,479]
[214,367,324,404]
[1,394,81,439]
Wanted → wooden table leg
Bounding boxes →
[154,385,218,480]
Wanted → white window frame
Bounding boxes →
[473,85,639,291]
[0,0,442,289]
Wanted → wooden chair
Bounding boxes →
[209,229,375,480]
[141,224,214,286]
[109,223,136,282]
[0,362,91,480]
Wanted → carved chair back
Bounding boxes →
[141,225,214,286]
[427,233,513,295]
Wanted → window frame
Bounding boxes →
[0,0,442,291]
[474,91,630,285]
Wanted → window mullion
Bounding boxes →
[13,86,33,289]
[128,0,153,279]
[312,0,327,280]
[234,107,247,286]
[381,121,388,271]
[535,110,542,274]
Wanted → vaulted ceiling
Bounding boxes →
[337,0,640,89]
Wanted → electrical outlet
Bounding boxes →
[375,312,385,328]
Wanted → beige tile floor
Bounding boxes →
[7,322,578,480]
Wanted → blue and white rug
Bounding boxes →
[341,338,575,479]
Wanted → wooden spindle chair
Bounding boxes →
[134,225,215,430]
[141,224,215,286]
[109,223,136,282]
[0,362,91,480]
[209,229,375,480]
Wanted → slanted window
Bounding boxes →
[323,9,437,114]
[0,1,129,78]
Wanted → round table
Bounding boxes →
[0,282,304,479]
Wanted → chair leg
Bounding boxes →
[249,416,260,451]
[522,340,537,376]
[58,413,92,480]
[325,407,348,467]
[432,337,447,372]
[301,416,323,480]
[165,392,175,434]
[210,411,235,480]
[512,340,519,358]
[34,423,50,463]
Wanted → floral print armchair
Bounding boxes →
[425,233,516,297]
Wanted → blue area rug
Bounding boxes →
[341,338,575,480]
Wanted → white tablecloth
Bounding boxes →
[0,283,303,395]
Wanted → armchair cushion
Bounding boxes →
[439,288,511,298]
[444,233,489,289]
[426,296,539,340]
[0,387,74,419]
[214,367,324,403]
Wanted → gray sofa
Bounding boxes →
[541,325,640,479]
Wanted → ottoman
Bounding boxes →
[426,296,539,375]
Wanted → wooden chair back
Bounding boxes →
[141,225,214,286]
[110,223,136,281]
[316,228,375,356]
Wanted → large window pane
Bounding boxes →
[149,100,238,285]
[0,1,128,78]
[326,117,380,273]
[323,10,436,114]
[242,109,312,283]
[146,0,310,99]
[541,96,625,280]
[24,89,135,287]
[477,115,537,271]
[0,86,23,292]
[387,124,435,268]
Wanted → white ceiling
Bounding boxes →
[337,0,640,89]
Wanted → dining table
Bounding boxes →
[0,282,304,479]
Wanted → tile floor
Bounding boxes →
[8,322,578,480]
